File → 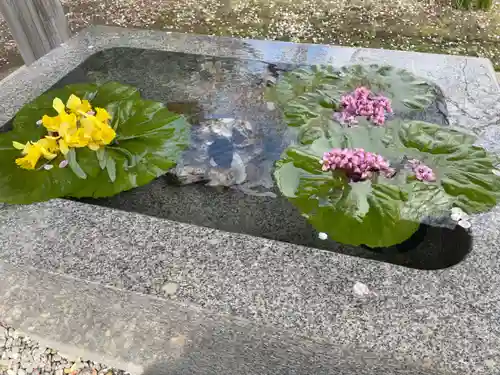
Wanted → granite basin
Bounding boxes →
[1,27,500,375]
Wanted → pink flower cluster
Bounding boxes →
[322,148,394,181]
[408,159,436,182]
[336,87,393,126]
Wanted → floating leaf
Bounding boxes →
[274,120,500,247]
[266,64,437,147]
[336,64,437,113]
[0,82,191,204]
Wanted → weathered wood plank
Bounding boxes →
[0,0,70,65]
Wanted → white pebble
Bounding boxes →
[458,219,471,229]
[161,282,179,296]
[353,281,375,296]
[318,232,328,240]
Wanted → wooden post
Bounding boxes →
[0,0,70,65]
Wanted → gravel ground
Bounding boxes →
[0,325,127,375]
[0,0,500,80]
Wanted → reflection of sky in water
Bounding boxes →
[243,39,339,66]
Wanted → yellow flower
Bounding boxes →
[13,137,58,170]
[42,98,79,133]
[36,137,59,160]
[80,113,116,151]
[14,95,115,171]
[15,143,42,170]
[66,94,92,115]
[95,107,111,123]
[58,121,89,155]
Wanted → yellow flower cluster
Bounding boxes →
[13,95,116,170]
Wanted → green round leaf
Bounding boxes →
[274,120,500,247]
[0,134,84,204]
[71,100,190,198]
[274,148,420,247]
[337,64,437,113]
[266,64,438,147]
[392,120,500,213]
[265,65,341,107]
[0,82,190,204]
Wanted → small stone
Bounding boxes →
[11,352,20,360]
[11,346,20,353]
[52,354,62,362]
[458,219,471,229]
[353,281,376,297]
[266,102,276,111]
[5,338,13,348]
[7,328,15,337]
[161,282,179,296]
[318,232,328,240]
[0,359,9,368]
[24,364,34,373]
[0,326,6,337]
[55,368,64,375]
[18,369,26,375]
[7,369,16,375]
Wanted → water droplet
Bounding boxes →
[43,164,54,170]
[59,160,69,168]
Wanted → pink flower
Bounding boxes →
[335,87,393,126]
[322,148,394,181]
[407,159,436,182]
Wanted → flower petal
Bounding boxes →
[53,98,66,114]
[95,108,111,123]
[12,141,26,150]
[59,139,69,155]
[66,94,82,112]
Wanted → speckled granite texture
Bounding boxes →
[1,26,500,374]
